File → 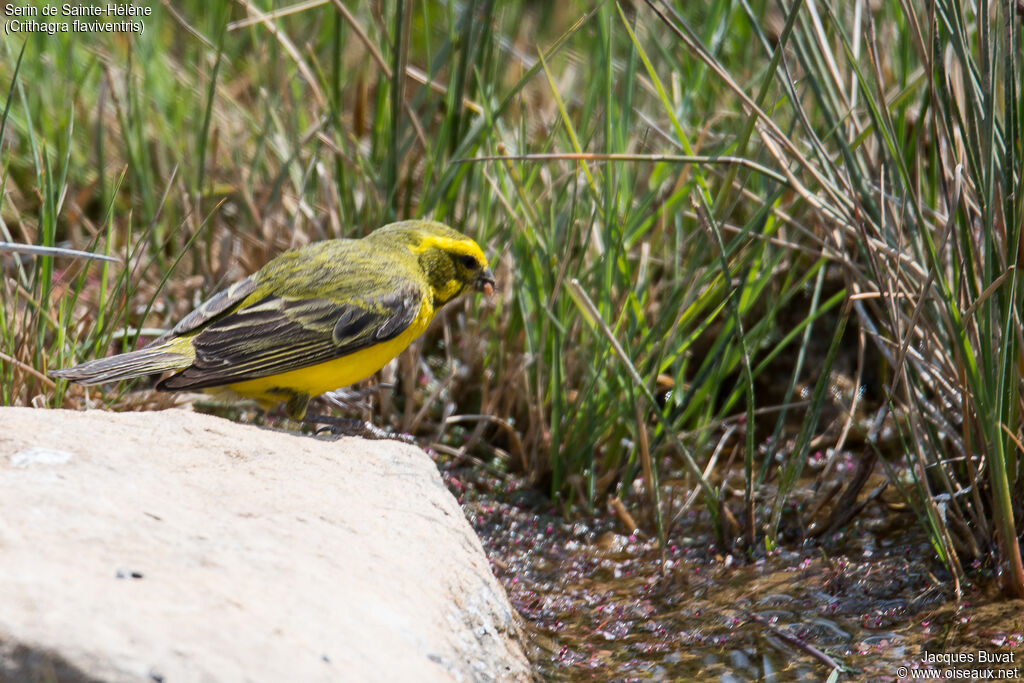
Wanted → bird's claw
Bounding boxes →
[304,414,416,443]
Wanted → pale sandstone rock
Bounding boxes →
[0,407,529,683]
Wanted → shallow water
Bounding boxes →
[438,462,1024,681]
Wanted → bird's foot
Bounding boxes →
[303,414,416,444]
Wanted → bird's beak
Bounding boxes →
[476,268,496,298]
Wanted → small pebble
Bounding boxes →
[116,568,145,579]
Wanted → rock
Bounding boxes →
[0,407,530,682]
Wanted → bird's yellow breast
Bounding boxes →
[222,297,434,404]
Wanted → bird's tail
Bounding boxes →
[50,339,194,386]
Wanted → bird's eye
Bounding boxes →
[458,254,478,270]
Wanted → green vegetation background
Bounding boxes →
[1,0,1021,595]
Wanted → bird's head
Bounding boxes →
[374,220,495,306]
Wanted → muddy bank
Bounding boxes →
[438,457,1024,681]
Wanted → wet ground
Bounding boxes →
[436,460,1024,681]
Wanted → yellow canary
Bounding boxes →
[52,220,495,420]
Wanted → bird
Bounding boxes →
[51,219,495,422]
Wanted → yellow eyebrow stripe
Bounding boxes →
[408,233,486,262]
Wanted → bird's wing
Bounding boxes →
[155,276,260,342]
[158,285,424,390]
